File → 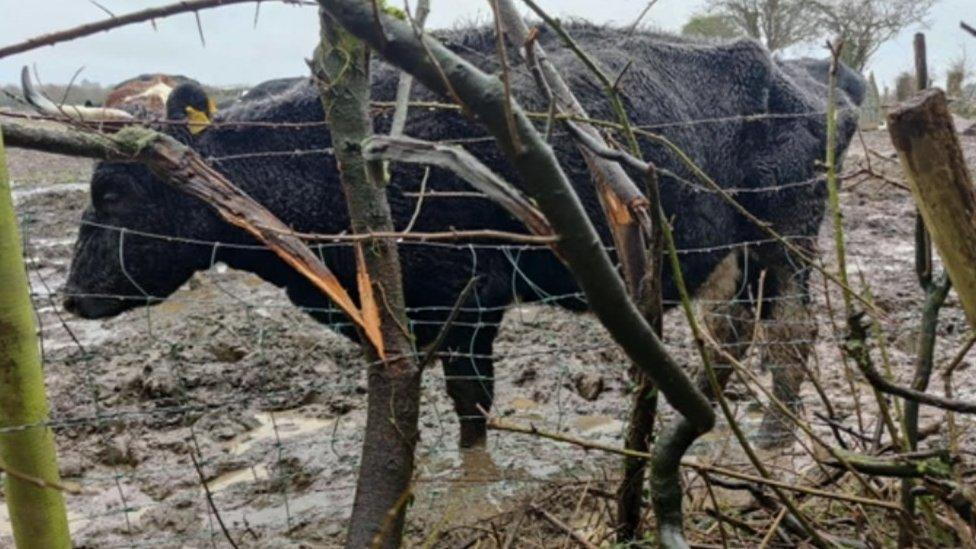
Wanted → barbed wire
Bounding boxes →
[74,218,816,255]
[0,104,856,134]
[2,12,970,545]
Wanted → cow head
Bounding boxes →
[106,74,217,133]
[22,68,224,318]
[20,67,215,131]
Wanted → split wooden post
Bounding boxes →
[888,89,976,329]
[0,129,72,548]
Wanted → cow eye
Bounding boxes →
[94,190,122,211]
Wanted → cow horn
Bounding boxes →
[21,66,134,122]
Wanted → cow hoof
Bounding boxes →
[461,446,499,479]
[458,421,488,449]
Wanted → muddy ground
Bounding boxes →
[1,128,975,547]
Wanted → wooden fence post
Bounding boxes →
[0,129,72,548]
[888,89,976,329]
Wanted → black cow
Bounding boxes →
[45,24,863,448]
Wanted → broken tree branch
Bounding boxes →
[491,4,662,538]
[0,120,382,353]
[495,0,652,298]
[361,135,554,239]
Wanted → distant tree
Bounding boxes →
[946,50,970,97]
[860,71,884,129]
[810,0,939,71]
[895,71,917,101]
[681,13,744,40]
[705,0,820,52]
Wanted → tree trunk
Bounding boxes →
[313,9,421,549]
[0,129,72,548]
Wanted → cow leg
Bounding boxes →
[441,313,501,449]
[756,251,817,449]
[698,252,755,398]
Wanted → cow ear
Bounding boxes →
[166,83,216,136]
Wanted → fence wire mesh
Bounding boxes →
[2,95,975,548]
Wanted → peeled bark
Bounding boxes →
[0,128,72,548]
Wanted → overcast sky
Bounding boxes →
[0,0,971,91]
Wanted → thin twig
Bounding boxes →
[190,450,240,549]
[194,10,206,47]
[88,0,116,17]
[388,0,429,136]
[625,0,661,36]
[402,166,430,234]
[962,21,976,39]
[701,473,730,549]
[850,318,976,414]
[530,505,598,549]
[0,460,82,495]
[487,0,524,153]
[485,415,902,511]
[418,277,479,370]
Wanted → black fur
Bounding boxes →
[62,24,862,447]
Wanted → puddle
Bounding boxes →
[573,414,623,434]
[207,464,270,492]
[508,397,539,411]
[227,412,335,457]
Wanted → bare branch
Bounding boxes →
[361,135,554,239]
[388,0,430,137]
[0,459,82,495]
[484,414,902,511]
[0,0,315,60]
[625,0,661,36]
[963,21,976,39]
[848,314,976,415]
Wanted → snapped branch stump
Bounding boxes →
[888,89,976,329]
[0,129,72,548]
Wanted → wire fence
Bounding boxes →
[5,138,973,548]
[2,60,975,547]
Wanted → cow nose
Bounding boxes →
[63,296,79,315]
